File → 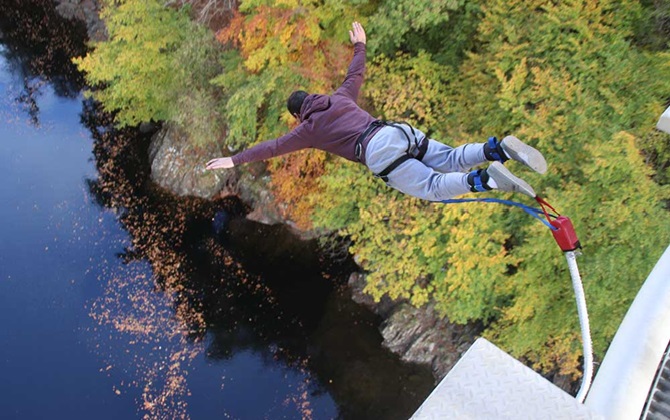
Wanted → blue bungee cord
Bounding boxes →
[440,197,558,230]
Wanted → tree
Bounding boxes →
[366,0,477,63]
[313,0,670,377]
[74,0,224,143]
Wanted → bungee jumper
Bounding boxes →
[206,22,547,201]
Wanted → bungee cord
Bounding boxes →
[441,195,593,402]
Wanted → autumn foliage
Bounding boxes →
[76,0,670,380]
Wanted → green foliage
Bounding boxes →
[633,0,670,51]
[312,0,670,377]
[213,62,299,149]
[74,0,224,144]
[367,0,465,56]
[365,51,454,131]
[638,130,670,186]
[77,0,670,380]
[170,25,226,144]
[311,158,375,230]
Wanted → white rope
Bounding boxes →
[565,250,593,403]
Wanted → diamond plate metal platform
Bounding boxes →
[643,340,670,419]
[410,338,602,420]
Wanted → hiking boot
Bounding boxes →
[486,161,536,198]
[484,135,547,174]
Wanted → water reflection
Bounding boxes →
[0,0,86,125]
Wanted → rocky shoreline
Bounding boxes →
[54,0,485,384]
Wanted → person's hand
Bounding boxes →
[349,21,366,45]
[206,157,234,170]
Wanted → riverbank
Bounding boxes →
[52,0,579,391]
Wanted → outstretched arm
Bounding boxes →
[335,22,367,101]
[206,125,311,170]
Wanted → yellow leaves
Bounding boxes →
[495,57,528,105]
[533,334,582,379]
[501,292,536,323]
[410,282,434,307]
[350,196,442,303]
[366,51,453,130]
[531,66,577,106]
[445,236,507,283]
[218,3,329,76]
[276,0,301,7]
[344,194,525,324]
[418,234,438,258]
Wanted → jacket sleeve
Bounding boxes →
[333,42,366,102]
[231,125,311,165]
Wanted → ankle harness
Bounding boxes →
[355,120,428,182]
[467,168,492,192]
[483,136,508,163]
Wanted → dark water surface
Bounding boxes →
[0,2,433,419]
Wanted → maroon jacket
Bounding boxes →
[230,42,379,166]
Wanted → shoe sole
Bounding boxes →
[487,161,536,198]
[500,135,547,174]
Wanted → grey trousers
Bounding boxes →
[364,124,488,201]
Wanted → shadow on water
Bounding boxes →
[83,97,434,419]
[1,0,435,418]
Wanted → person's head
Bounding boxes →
[287,90,308,120]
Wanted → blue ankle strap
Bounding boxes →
[469,169,490,192]
[487,136,505,162]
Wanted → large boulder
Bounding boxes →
[148,123,286,225]
[54,0,106,41]
[348,271,482,381]
[379,302,480,380]
[148,123,234,200]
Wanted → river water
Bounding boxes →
[0,3,433,419]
